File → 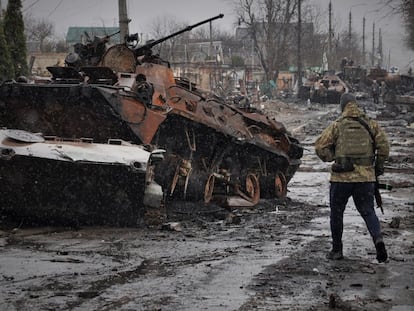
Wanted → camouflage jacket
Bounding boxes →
[314,102,390,182]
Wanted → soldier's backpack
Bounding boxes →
[335,117,374,162]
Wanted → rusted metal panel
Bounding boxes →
[100,44,137,73]
[136,63,176,101]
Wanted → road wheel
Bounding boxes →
[275,172,287,198]
[237,173,260,204]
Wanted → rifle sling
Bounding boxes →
[347,116,377,151]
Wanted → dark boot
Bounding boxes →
[326,250,344,260]
[375,241,388,263]
[327,242,343,260]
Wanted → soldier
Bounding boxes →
[380,81,387,105]
[315,93,390,263]
[371,80,380,105]
[133,73,154,107]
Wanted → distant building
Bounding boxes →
[66,27,120,48]
[174,40,224,64]
[234,27,250,42]
[28,52,67,77]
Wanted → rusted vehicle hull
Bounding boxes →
[311,73,348,104]
[0,129,165,226]
[0,16,303,208]
[0,69,302,207]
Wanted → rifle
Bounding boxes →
[375,179,393,214]
[352,117,392,215]
[134,14,224,57]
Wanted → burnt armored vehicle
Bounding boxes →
[0,14,303,208]
[0,129,165,226]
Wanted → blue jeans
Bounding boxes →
[329,182,383,251]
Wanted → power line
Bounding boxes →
[47,0,63,17]
[22,0,41,13]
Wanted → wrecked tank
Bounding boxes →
[311,73,348,104]
[0,14,303,208]
[0,129,165,226]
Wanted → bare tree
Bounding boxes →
[300,2,326,68]
[233,0,298,82]
[192,25,239,64]
[402,0,414,51]
[149,15,188,62]
[382,0,414,51]
[191,24,232,41]
[24,15,54,52]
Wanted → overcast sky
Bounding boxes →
[321,0,414,72]
[5,0,413,72]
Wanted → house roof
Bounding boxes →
[66,27,120,44]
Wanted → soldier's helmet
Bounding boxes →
[340,93,356,111]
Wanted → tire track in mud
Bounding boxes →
[71,249,236,299]
[3,236,241,310]
[0,196,324,311]
[65,201,323,311]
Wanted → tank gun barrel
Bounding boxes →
[101,30,121,43]
[134,13,224,56]
[86,30,120,44]
[106,30,121,38]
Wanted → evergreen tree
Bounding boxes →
[4,0,28,77]
[402,0,414,51]
[0,19,14,81]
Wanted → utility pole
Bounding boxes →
[297,0,302,97]
[377,28,383,67]
[328,1,332,68]
[209,20,213,60]
[388,49,391,71]
[362,16,366,66]
[118,0,130,44]
[348,10,352,58]
[371,22,375,66]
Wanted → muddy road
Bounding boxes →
[1,100,413,310]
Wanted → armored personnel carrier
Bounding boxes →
[0,129,165,226]
[0,14,303,209]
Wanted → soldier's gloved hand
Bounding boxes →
[375,164,384,176]
[375,161,385,176]
[375,156,387,176]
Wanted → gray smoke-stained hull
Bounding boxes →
[0,130,165,227]
[0,157,147,226]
